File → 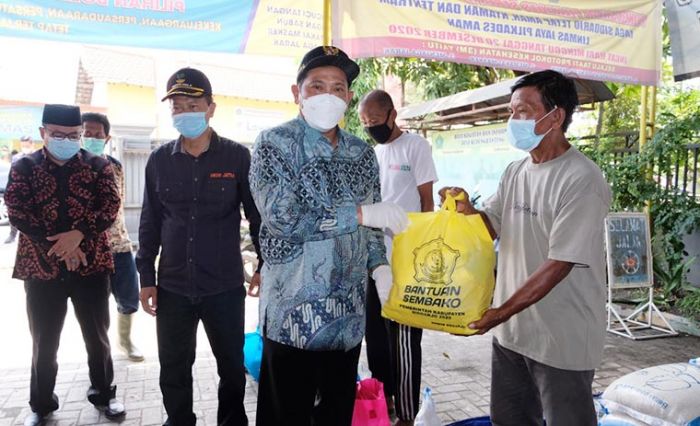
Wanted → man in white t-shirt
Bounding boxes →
[441,70,611,426]
[359,90,438,426]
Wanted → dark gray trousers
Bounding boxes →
[490,338,596,426]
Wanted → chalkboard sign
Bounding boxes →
[604,212,653,289]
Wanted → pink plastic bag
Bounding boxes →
[351,378,391,426]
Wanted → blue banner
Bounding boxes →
[0,0,259,53]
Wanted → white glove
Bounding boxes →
[360,202,409,235]
[372,265,393,307]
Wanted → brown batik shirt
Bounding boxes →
[4,148,120,281]
[105,156,133,254]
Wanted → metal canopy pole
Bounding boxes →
[323,0,332,46]
[639,86,649,150]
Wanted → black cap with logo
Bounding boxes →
[162,67,213,102]
[297,46,360,86]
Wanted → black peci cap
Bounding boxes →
[162,67,212,101]
[42,104,81,127]
[297,46,360,86]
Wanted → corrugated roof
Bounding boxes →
[398,76,615,126]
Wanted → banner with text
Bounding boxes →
[219,98,298,143]
[666,0,700,82]
[430,123,526,205]
[0,0,322,56]
[333,0,662,85]
[243,0,323,56]
[0,105,42,141]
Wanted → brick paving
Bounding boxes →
[1,236,699,425]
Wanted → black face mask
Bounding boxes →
[364,110,394,144]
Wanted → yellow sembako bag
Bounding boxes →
[381,193,496,335]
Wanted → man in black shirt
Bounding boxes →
[136,68,262,426]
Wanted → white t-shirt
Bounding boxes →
[374,132,438,212]
[483,147,611,371]
[375,132,438,257]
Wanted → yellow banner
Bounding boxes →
[244,0,324,57]
[332,0,662,85]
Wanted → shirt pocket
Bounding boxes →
[204,177,237,214]
[157,179,186,204]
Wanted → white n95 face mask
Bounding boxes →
[301,93,348,132]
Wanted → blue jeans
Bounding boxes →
[110,252,140,314]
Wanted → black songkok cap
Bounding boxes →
[297,46,360,86]
[42,104,82,127]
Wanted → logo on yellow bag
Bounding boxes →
[413,238,460,285]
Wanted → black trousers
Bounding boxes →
[256,337,362,426]
[156,287,247,426]
[25,273,115,415]
[365,276,394,397]
[365,277,423,421]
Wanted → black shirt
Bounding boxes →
[135,131,262,297]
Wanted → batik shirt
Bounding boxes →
[5,149,120,281]
[106,156,133,254]
[250,117,387,352]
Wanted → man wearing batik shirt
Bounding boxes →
[5,136,35,244]
[250,46,408,426]
[82,112,143,362]
[4,104,125,426]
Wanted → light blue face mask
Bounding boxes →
[173,112,208,139]
[47,137,81,161]
[82,137,107,156]
[506,106,557,152]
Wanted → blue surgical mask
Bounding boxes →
[506,107,557,152]
[47,137,80,161]
[173,112,208,139]
[82,137,107,156]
